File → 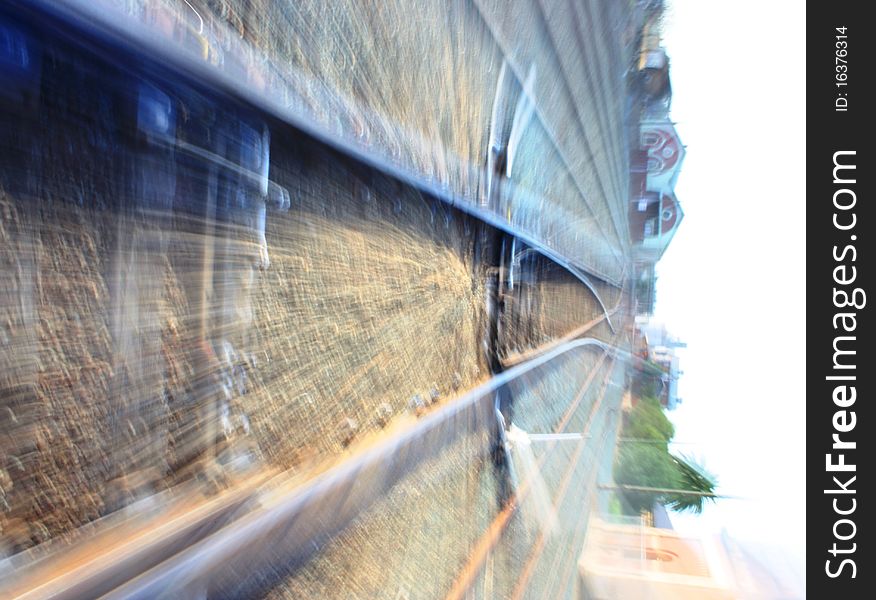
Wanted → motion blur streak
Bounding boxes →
[0,0,646,598]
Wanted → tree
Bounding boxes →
[662,455,718,514]
[624,395,674,443]
[612,395,718,514]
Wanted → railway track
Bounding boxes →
[2,337,627,599]
[471,0,632,267]
[1,2,634,597]
[5,0,632,287]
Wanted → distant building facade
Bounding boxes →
[579,520,801,599]
[631,120,685,261]
[634,322,684,410]
[629,119,685,316]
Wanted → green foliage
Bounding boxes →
[631,363,663,399]
[624,395,674,443]
[615,443,677,489]
[663,455,718,514]
[613,395,717,514]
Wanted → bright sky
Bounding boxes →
[653,0,806,590]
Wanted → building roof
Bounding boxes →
[641,119,686,193]
[638,190,684,261]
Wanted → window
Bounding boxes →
[646,548,678,562]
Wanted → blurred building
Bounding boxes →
[636,7,672,121]
[633,263,659,317]
[639,48,672,120]
[628,3,684,318]
[634,0,672,119]
[632,322,684,410]
[629,119,685,317]
[630,120,685,260]
[578,519,801,600]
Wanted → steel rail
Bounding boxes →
[507,246,620,333]
[536,0,630,233]
[93,338,613,599]
[471,0,631,255]
[507,360,620,599]
[1,475,272,600]
[445,352,619,600]
[501,309,618,369]
[0,338,595,598]
[7,0,627,290]
[0,3,632,595]
[3,334,623,599]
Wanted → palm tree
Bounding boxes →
[663,455,718,513]
[609,448,719,514]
